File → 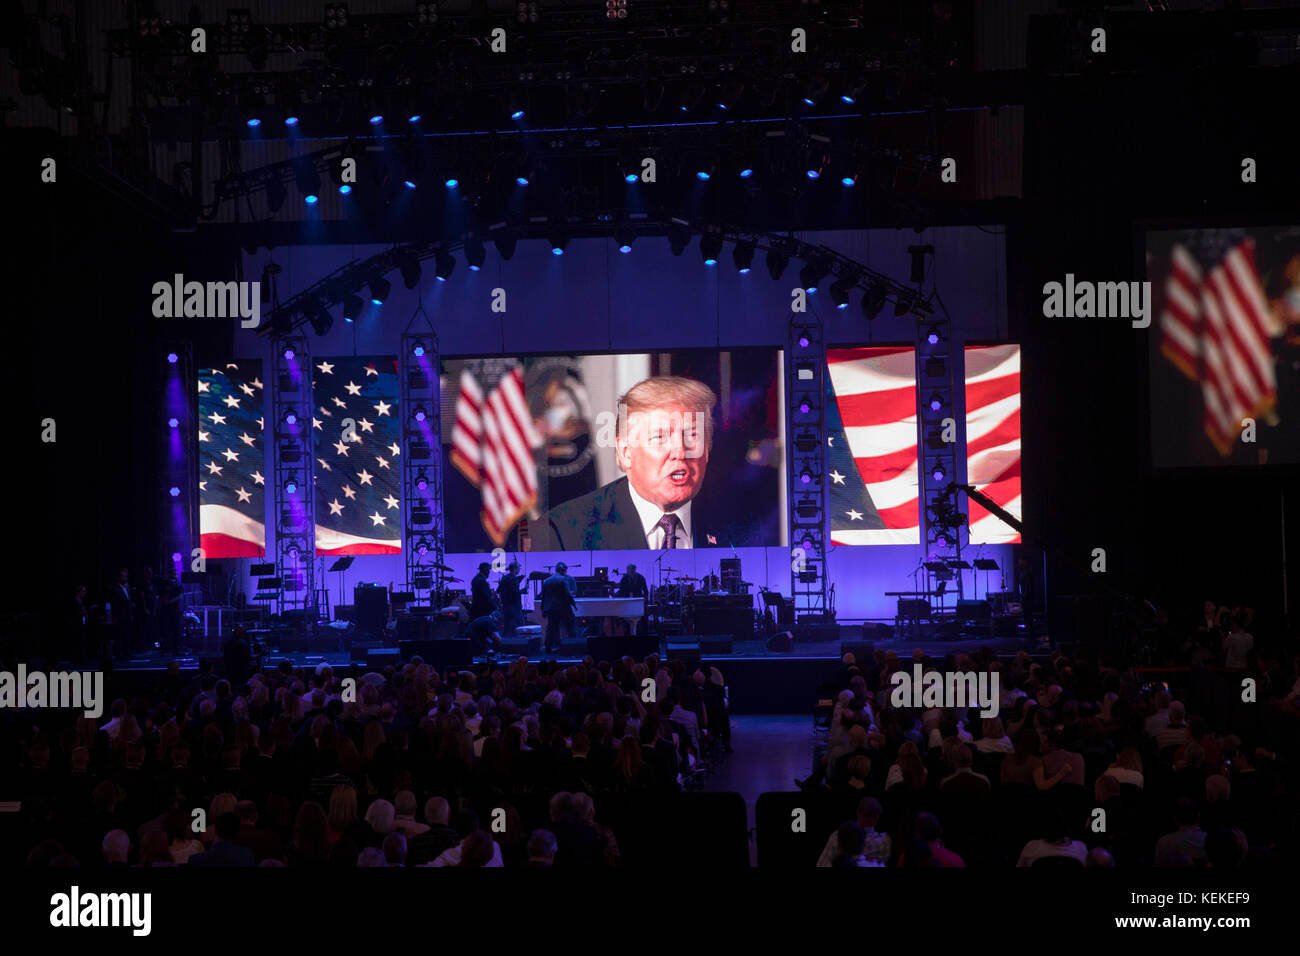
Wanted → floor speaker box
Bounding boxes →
[395,615,428,641]
[766,631,793,652]
[502,636,544,655]
[366,647,401,669]
[665,639,700,663]
[692,607,753,642]
[955,600,992,623]
[585,634,660,661]
[861,622,894,641]
[698,635,733,655]
[349,641,382,662]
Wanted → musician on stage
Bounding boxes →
[616,563,648,599]
[158,568,184,657]
[497,561,528,636]
[541,562,577,655]
[469,562,496,621]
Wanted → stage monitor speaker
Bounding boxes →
[395,615,428,642]
[354,585,389,636]
[698,635,733,655]
[955,599,992,623]
[692,607,753,642]
[861,622,893,641]
[428,615,462,641]
[586,636,621,662]
[584,634,658,662]
[766,631,793,652]
[839,641,875,663]
[366,648,401,669]
[665,639,700,663]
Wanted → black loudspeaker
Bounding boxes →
[698,635,733,655]
[586,636,621,662]
[395,615,428,641]
[354,585,389,636]
[692,607,754,642]
[366,648,401,669]
[766,631,793,652]
[839,641,875,663]
[665,639,700,663]
[335,604,355,622]
[955,600,992,623]
[401,639,471,669]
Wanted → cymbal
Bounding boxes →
[675,576,699,581]
[445,576,463,583]
[432,562,453,571]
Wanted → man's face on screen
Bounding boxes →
[617,404,710,511]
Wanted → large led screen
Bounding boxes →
[198,361,266,558]
[441,349,785,552]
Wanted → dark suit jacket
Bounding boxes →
[497,573,526,609]
[540,575,576,616]
[469,573,496,619]
[537,476,714,551]
[616,571,648,598]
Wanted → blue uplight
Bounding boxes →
[404,180,417,189]
[246,118,261,128]
[408,114,421,124]
[696,171,711,181]
[806,169,820,180]
[619,244,632,254]
[169,486,180,497]
[445,178,459,188]
[166,353,178,364]
[305,194,319,204]
[511,109,525,120]
[624,173,638,183]
[739,168,754,179]
[284,116,299,127]
[841,176,856,187]
[369,114,383,125]
[167,417,179,429]
[516,176,530,186]
[551,247,564,256]
[339,184,352,195]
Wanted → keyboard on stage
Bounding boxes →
[574,597,645,631]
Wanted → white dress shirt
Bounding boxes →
[626,481,692,548]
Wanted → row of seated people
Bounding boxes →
[2,653,737,868]
[792,640,1299,867]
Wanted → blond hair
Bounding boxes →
[617,375,717,461]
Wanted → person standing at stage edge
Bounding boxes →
[158,568,184,657]
[541,562,577,655]
[469,562,496,621]
[497,561,527,636]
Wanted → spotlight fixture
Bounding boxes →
[324,3,349,30]
[829,268,860,310]
[396,249,421,289]
[800,469,813,486]
[895,292,913,317]
[616,224,636,254]
[285,478,298,494]
[799,256,830,293]
[342,294,362,323]
[282,345,295,361]
[169,486,180,497]
[862,283,887,320]
[732,238,755,273]
[492,226,517,260]
[925,325,942,345]
[667,221,691,256]
[548,231,569,256]
[168,417,179,429]
[308,298,334,336]
[928,392,945,412]
[434,249,455,281]
[415,472,430,492]
[465,237,486,271]
[166,352,178,364]
[282,408,298,425]
[766,243,790,280]
[412,341,427,357]
[293,157,321,204]
[413,406,428,422]
[369,275,391,305]
[699,232,723,266]
[931,462,946,482]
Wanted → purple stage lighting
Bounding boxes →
[283,346,295,361]
[798,401,811,414]
[166,352,178,364]
[169,486,180,497]
[168,417,179,429]
[798,335,810,348]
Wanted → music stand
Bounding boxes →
[329,556,355,610]
[973,558,999,601]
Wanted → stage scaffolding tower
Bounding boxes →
[271,335,315,615]
[917,304,963,601]
[787,318,830,621]
[401,313,444,605]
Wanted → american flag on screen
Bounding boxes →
[964,344,1022,545]
[1158,233,1281,455]
[198,362,266,557]
[312,355,402,554]
[825,347,920,545]
[450,364,542,546]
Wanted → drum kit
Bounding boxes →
[653,569,698,606]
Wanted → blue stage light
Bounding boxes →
[739,168,753,179]
[168,417,179,429]
[445,178,458,188]
[338,184,351,195]
[246,118,261,128]
[169,486,180,497]
[369,114,383,125]
[284,116,299,127]
[166,353,178,364]
[304,194,319,204]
